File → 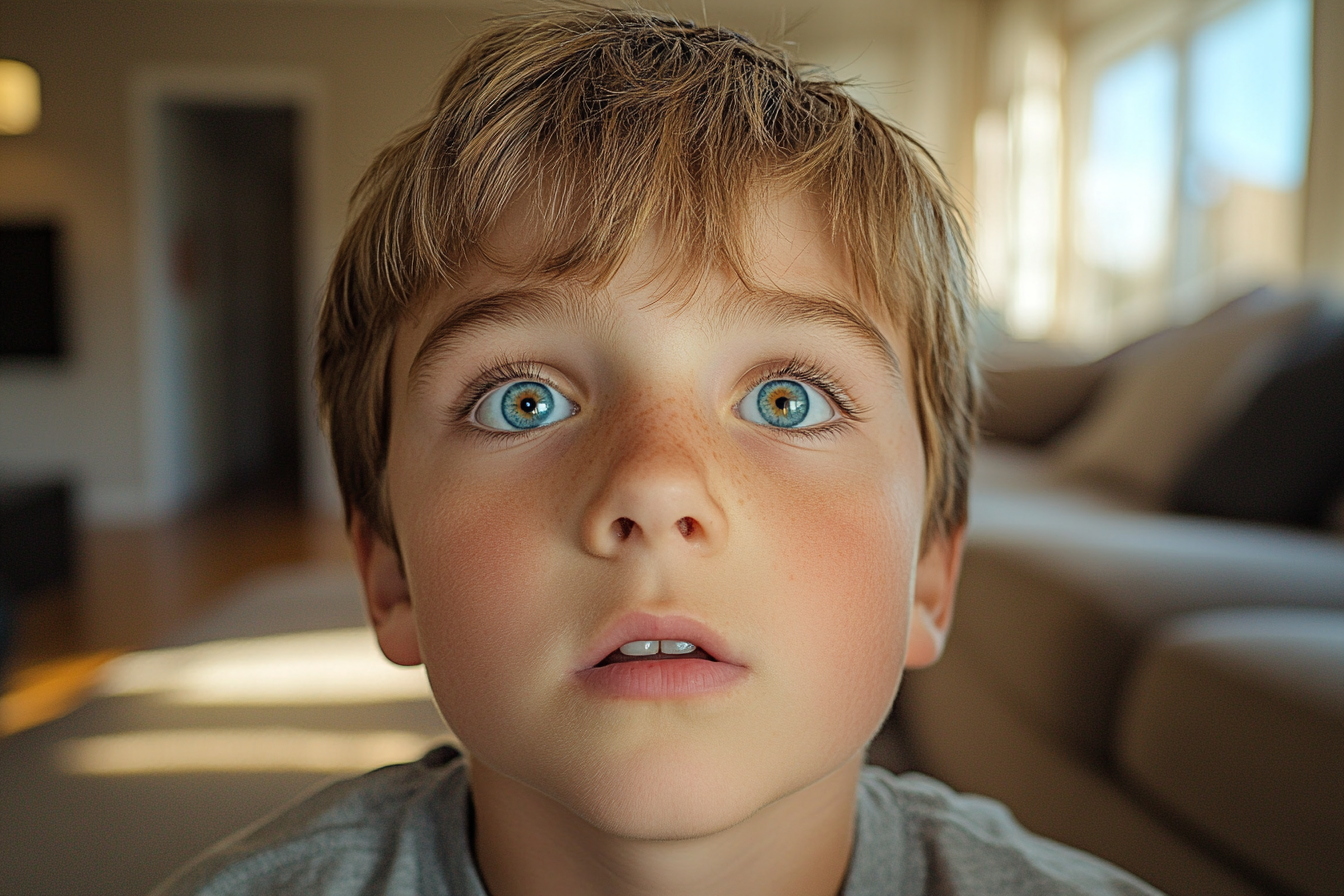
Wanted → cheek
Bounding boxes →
[745,453,923,743]
[782,483,916,649]
[392,462,564,721]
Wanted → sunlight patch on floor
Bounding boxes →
[60,727,456,775]
[1,651,125,736]
[98,629,433,705]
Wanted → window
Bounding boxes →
[983,0,1314,347]
[1078,45,1179,282]
[1179,0,1313,306]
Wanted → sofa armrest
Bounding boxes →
[1116,609,1344,896]
[953,505,1344,761]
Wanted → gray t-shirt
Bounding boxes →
[153,746,1163,896]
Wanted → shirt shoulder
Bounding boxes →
[150,745,486,896]
[846,767,1166,896]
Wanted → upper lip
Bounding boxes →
[578,613,742,670]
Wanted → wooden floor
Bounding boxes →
[2,498,350,733]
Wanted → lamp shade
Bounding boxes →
[0,60,41,135]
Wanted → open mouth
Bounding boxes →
[594,640,718,666]
[578,622,744,697]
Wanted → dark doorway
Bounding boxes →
[160,104,300,504]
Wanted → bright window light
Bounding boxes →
[61,728,452,775]
[1188,0,1313,197]
[98,629,434,706]
[1079,44,1180,274]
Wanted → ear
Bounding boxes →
[350,511,422,667]
[904,524,965,670]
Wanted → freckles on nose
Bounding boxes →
[575,388,734,556]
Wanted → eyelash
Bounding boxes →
[741,358,866,439]
[450,356,865,438]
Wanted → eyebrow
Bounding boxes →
[408,283,901,391]
[711,289,903,382]
[408,286,604,391]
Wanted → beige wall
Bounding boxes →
[0,0,982,522]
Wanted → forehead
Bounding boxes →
[400,189,905,380]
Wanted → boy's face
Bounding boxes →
[357,191,960,840]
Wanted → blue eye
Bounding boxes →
[738,379,835,429]
[475,380,575,431]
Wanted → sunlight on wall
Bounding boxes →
[98,629,433,705]
[1008,37,1064,338]
[977,32,1064,340]
[60,728,450,775]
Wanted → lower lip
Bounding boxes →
[576,659,747,699]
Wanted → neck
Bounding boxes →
[470,755,863,896]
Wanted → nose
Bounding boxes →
[580,431,728,559]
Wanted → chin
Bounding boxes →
[545,740,824,841]
[571,762,770,840]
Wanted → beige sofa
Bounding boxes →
[896,289,1344,896]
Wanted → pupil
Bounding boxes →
[520,396,537,414]
[775,396,789,410]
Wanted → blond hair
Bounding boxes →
[318,4,979,548]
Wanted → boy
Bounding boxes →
[157,7,1162,895]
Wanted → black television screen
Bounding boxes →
[0,223,64,359]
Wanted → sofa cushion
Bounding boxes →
[1050,297,1312,506]
[980,361,1110,446]
[1170,316,1344,528]
[1115,609,1344,896]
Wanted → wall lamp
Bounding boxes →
[0,59,41,135]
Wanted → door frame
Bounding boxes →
[130,66,333,518]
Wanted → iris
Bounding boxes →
[756,380,809,428]
[500,381,554,429]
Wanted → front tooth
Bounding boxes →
[660,640,696,655]
[619,640,659,656]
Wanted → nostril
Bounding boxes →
[677,517,697,538]
[614,517,636,540]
